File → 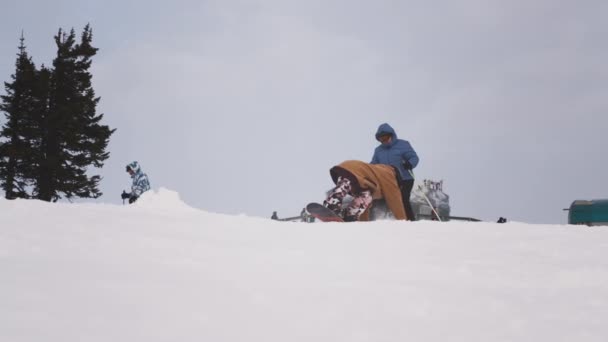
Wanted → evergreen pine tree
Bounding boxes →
[0,34,39,199]
[36,25,115,201]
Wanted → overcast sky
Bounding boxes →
[1,0,607,224]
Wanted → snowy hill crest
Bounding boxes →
[2,189,608,342]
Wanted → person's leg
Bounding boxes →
[324,176,352,215]
[343,190,372,222]
[400,179,415,221]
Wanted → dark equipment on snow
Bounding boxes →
[121,190,138,204]
[121,190,129,204]
[270,208,315,222]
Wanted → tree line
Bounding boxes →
[0,25,114,201]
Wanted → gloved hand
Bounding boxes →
[128,195,138,204]
[402,160,413,170]
[121,191,130,200]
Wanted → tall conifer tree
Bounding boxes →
[36,25,115,201]
[0,34,38,199]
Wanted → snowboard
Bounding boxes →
[306,202,344,222]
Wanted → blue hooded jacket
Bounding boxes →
[370,123,419,181]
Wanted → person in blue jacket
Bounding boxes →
[121,161,151,204]
[371,123,419,220]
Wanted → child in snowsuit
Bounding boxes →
[121,161,151,204]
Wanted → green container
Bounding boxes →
[568,199,608,226]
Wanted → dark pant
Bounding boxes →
[400,179,415,221]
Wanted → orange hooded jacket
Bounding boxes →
[330,160,407,221]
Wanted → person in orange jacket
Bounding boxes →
[323,160,407,222]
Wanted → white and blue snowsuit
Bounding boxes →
[125,161,150,203]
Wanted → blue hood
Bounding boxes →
[371,123,419,181]
[375,123,398,142]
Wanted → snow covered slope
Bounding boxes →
[2,189,608,342]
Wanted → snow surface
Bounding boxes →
[2,188,608,342]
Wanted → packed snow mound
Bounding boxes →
[2,194,608,342]
[131,187,198,212]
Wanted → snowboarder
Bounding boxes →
[371,123,419,221]
[121,161,150,204]
[323,160,407,221]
